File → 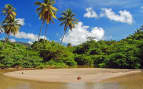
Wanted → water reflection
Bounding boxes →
[93,83,122,89]
[0,73,121,89]
[105,72,143,89]
[66,82,122,89]
[66,82,86,89]
[7,83,30,89]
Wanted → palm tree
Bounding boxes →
[2,4,18,41]
[35,0,58,41]
[58,9,77,44]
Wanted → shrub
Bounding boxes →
[75,54,93,66]
[32,40,77,67]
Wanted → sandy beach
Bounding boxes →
[4,68,141,83]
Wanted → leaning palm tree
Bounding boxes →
[35,0,58,40]
[58,9,77,44]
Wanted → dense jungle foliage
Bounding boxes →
[0,28,143,69]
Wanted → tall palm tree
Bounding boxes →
[35,0,58,40]
[58,9,77,44]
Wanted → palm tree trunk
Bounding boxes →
[60,26,67,44]
[5,34,9,42]
[26,47,28,59]
[43,24,48,46]
[38,21,44,41]
[3,34,9,49]
[44,24,48,41]
[60,31,66,44]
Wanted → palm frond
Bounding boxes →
[35,1,41,5]
[59,8,78,31]
[35,0,57,24]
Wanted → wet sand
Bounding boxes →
[4,68,141,83]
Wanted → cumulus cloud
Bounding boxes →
[84,8,98,18]
[84,8,133,24]
[63,22,105,46]
[101,8,133,24]
[15,18,24,26]
[9,39,16,42]
[13,32,46,42]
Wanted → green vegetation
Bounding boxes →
[0,29,142,69]
[0,42,42,68]
[73,29,143,69]
[0,0,143,69]
[32,39,77,68]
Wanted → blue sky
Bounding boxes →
[0,0,143,45]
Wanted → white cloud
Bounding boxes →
[84,8,133,24]
[10,18,47,43]
[101,8,133,24]
[84,8,98,18]
[9,39,16,42]
[88,27,105,40]
[28,41,33,44]
[15,18,24,26]
[63,22,105,46]
[13,32,46,42]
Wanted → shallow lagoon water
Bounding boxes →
[0,70,143,89]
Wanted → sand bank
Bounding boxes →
[4,68,141,83]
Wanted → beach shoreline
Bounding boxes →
[4,68,141,83]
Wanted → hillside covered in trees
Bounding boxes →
[0,28,143,69]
